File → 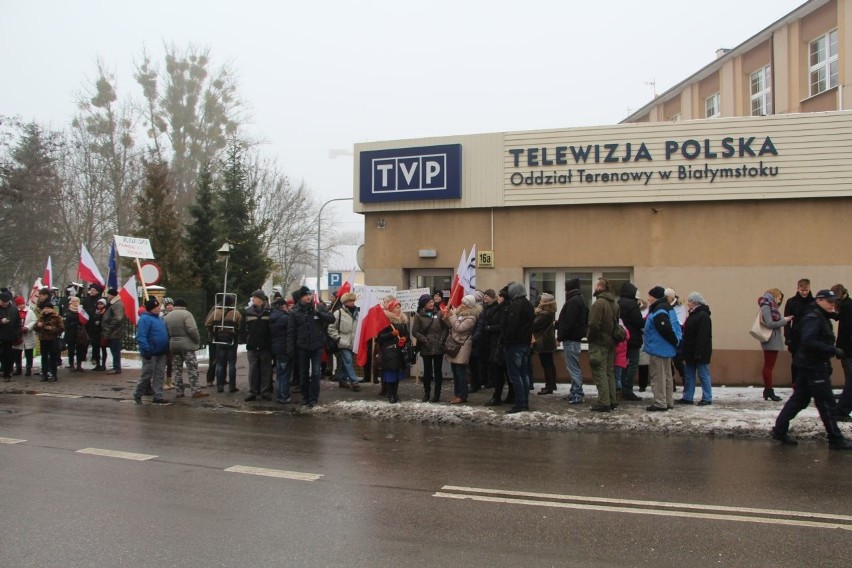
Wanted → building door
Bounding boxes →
[410,269,452,301]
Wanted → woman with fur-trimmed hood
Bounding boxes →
[444,295,482,404]
[375,297,410,403]
[533,293,558,395]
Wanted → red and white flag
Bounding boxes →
[461,244,477,297]
[43,256,52,290]
[119,276,139,325]
[28,278,42,306]
[336,266,357,298]
[78,306,90,325]
[355,301,392,367]
[78,244,105,287]
[447,248,467,310]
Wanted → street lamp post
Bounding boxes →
[317,197,353,301]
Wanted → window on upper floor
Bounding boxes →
[809,29,839,96]
[705,93,720,118]
[750,65,772,116]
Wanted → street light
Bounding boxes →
[317,197,353,301]
[217,242,232,298]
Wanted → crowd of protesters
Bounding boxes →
[2,275,849,449]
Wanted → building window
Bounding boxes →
[750,65,772,116]
[809,29,839,96]
[705,93,720,118]
[526,269,632,309]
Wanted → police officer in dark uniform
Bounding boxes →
[771,289,852,450]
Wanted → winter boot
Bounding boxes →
[379,379,387,397]
[763,388,782,402]
[430,380,442,403]
[422,382,431,403]
[387,382,398,403]
[25,367,32,377]
[76,362,83,372]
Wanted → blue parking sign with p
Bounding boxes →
[328,273,342,287]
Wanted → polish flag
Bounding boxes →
[78,306,90,325]
[446,248,467,310]
[355,302,391,367]
[78,244,105,286]
[119,276,139,325]
[43,256,52,289]
[336,266,357,298]
[28,278,42,306]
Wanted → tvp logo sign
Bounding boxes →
[359,144,462,203]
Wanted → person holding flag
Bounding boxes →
[374,297,411,403]
[102,287,126,374]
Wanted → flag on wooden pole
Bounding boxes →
[78,244,105,286]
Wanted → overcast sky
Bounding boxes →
[1,0,805,231]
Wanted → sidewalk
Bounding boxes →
[2,352,849,443]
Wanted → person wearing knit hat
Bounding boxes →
[133,294,170,404]
[251,289,268,302]
[483,289,497,300]
[557,278,590,405]
[533,292,558,395]
[101,285,126,375]
[328,291,361,391]
[244,287,274,402]
[644,285,682,412]
[412,292,445,402]
[291,286,311,303]
[12,295,36,376]
[445,293,482,405]
[0,291,22,380]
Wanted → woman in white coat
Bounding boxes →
[13,296,37,376]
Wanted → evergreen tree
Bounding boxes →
[135,156,189,286]
[216,140,271,300]
[185,163,222,303]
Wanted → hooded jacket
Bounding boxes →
[502,283,535,347]
[532,302,557,353]
[556,288,588,343]
[101,296,126,340]
[328,304,359,350]
[164,306,200,352]
[682,304,712,364]
[643,298,681,358]
[617,282,644,349]
[136,311,169,357]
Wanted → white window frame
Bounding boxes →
[705,92,720,118]
[750,65,772,116]
[809,29,839,96]
[525,268,633,310]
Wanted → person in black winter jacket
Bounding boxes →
[617,282,645,401]
[783,278,814,386]
[287,286,334,407]
[677,292,713,405]
[772,289,852,450]
[0,291,22,380]
[269,297,293,403]
[482,289,507,406]
[830,283,852,421]
[556,277,589,404]
[243,290,273,402]
[502,282,535,414]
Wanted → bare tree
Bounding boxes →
[135,44,243,210]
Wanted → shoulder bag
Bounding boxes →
[749,309,772,342]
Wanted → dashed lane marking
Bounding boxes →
[224,465,323,481]
[0,437,26,444]
[36,393,84,399]
[435,486,852,531]
[76,447,158,461]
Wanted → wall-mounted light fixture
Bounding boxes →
[418,249,437,258]
[376,218,387,230]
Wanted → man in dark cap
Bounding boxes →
[287,286,334,407]
[102,287,126,374]
[644,285,681,412]
[133,298,170,404]
[556,278,589,404]
[243,290,273,401]
[772,289,852,449]
[0,291,22,380]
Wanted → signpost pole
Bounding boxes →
[135,258,149,301]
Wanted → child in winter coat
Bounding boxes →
[614,319,631,397]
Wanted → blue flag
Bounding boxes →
[107,240,119,291]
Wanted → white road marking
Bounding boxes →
[36,393,84,399]
[225,465,323,481]
[0,437,26,444]
[439,485,852,522]
[436,486,852,531]
[76,447,158,461]
[234,410,275,415]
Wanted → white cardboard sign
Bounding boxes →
[114,235,155,259]
[395,288,431,312]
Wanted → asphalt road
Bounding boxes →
[1,395,850,567]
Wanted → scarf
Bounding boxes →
[757,293,781,321]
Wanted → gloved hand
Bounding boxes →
[836,347,846,359]
[397,337,407,347]
[391,329,400,337]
